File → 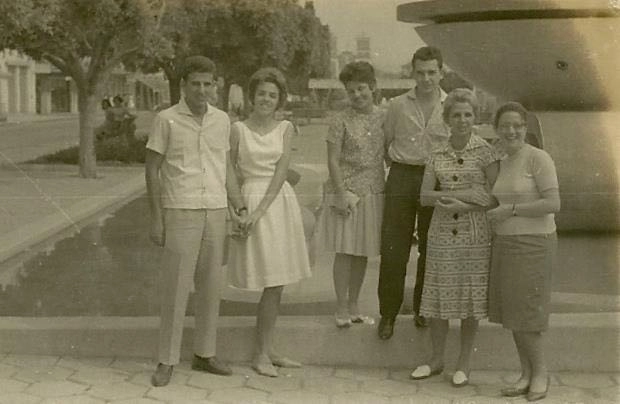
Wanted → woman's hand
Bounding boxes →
[487,204,513,224]
[241,208,265,233]
[457,187,494,207]
[436,196,471,213]
[331,191,357,217]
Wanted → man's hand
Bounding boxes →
[150,216,165,246]
[230,208,249,240]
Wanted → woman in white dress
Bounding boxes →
[228,68,312,377]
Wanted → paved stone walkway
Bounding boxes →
[0,354,617,403]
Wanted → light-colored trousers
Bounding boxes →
[158,208,226,365]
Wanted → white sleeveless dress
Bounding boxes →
[228,120,312,290]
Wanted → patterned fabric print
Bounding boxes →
[324,107,386,197]
[420,134,495,320]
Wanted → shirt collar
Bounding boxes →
[406,87,447,103]
[176,97,215,118]
[440,133,487,154]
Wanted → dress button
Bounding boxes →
[452,175,458,181]
[452,229,458,236]
[453,213,459,220]
[457,158,464,165]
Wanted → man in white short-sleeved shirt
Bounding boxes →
[145,56,244,387]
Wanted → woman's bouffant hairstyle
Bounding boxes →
[338,61,376,88]
[493,101,528,128]
[248,67,288,110]
[442,88,479,123]
[181,56,216,81]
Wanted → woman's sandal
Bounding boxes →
[501,385,529,397]
[271,356,302,368]
[252,355,279,377]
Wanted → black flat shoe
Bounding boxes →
[526,377,549,402]
[191,355,232,376]
[414,315,428,328]
[151,363,173,387]
[377,317,395,340]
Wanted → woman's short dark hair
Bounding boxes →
[181,56,216,81]
[248,67,288,110]
[442,88,479,123]
[113,95,124,104]
[493,101,528,128]
[338,61,376,88]
[411,46,443,69]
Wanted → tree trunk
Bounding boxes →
[77,87,99,178]
[169,77,182,105]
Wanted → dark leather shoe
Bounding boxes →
[414,315,428,328]
[377,317,395,340]
[151,363,173,387]
[191,355,232,376]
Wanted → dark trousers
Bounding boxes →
[378,162,434,320]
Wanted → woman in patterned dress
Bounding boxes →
[228,68,311,377]
[410,88,498,386]
[314,61,385,328]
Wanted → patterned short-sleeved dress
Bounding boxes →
[419,134,495,320]
[314,106,386,257]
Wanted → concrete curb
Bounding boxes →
[0,171,145,264]
[0,313,617,371]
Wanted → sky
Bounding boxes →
[312,0,426,73]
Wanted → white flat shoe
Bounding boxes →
[452,370,469,387]
[410,364,443,380]
[335,313,352,328]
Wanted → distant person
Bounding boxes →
[378,46,449,340]
[110,95,136,138]
[227,67,311,377]
[228,82,244,120]
[410,88,498,387]
[488,102,560,401]
[96,99,114,140]
[314,61,385,328]
[145,55,244,387]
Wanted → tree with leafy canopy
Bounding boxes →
[0,0,162,178]
[130,0,330,106]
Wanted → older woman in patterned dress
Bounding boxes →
[410,88,498,387]
[315,61,386,328]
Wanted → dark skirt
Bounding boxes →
[488,233,556,332]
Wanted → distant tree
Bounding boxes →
[0,0,161,178]
[130,0,331,107]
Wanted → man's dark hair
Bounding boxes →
[411,46,443,69]
[338,61,376,88]
[181,56,216,81]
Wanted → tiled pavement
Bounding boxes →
[0,354,617,403]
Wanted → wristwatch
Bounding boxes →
[235,206,248,216]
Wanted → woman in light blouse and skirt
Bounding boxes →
[488,102,560,402]
[314,61,385,328]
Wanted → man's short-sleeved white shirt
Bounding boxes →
[146,98,230,209]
